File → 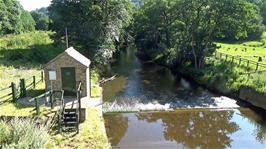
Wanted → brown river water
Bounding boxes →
[103,48,266,149]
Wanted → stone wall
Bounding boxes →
[239,87,266,110]
[44,52,89,97]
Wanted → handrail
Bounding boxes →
[57,90,64,133]
[29,90,52,115]
[76,81,82,133]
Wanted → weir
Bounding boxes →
[102,47,266,148]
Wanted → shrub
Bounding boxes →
[0,121,10,144]
[5,51,25,61]
[0,118,49,149]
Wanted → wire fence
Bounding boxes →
[215,51,266,71]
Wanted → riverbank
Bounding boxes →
[135,51,266,110]
[48,107,110,148]
[172,58,266,110]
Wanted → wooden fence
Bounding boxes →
[0,71,44,103]
[215,51,266,71]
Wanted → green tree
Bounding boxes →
[20,10,35,32]
[0,0,35,35]
[0,0,22,35]
[31,8,50,30]
[133,0,264,69]
[49,0,133,65]
[248,0,266,25]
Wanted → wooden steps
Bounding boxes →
[61,109,79,131]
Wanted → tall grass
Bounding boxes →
[188,57,266,94]
[0,31,53,50]
[0,31,63,100]
[0,118,49,148]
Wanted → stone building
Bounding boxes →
[44,47,90,97]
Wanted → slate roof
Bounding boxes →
[44,47,91,68]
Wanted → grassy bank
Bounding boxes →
[0,31,63,99]
[0,31,109,148]
[47,108,110,148]
[182,33,266,95]
[184,58,266,94]
[0,31,62,115]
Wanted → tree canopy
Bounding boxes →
[31,7,50,31]
[0,0,35,35]
[133,0,265,69]
[49,0,133,65]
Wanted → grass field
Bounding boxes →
[216,32,266,64]
[0,32,108,148]
[0,31,63,103]
[189,32,266,94]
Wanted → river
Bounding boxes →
[102,48,266,148]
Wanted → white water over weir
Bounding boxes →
[103,94,239,113]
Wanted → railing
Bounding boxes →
[57,90,65,133]
[0,71,44,103]
[76,81,82,134]
[215,51,266,71]
[29,90,53,115]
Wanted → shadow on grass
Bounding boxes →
[0,44,64,68]
[27,89,46,97]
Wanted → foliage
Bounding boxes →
[31,7,50,30]
[186,56,266,95]
[248,0,266,25]
[0,31,64,67]
[0,0,35,35]
[49,0,133,65]
[0,118,49,148]
[20,10,36,32]
[0,121,10,144]
[91,69,102,98]
[133,0,264,69]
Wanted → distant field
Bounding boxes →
[216,32,266,64]
[0,31,63,101]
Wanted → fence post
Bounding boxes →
[33,76,36,89]
[239,58,241,66]
[35,98,40,115]
[256,63,259,71]
[41,71,44,82]
[11,82,16,102]
[50,91,54,109]
[231,56,234,63]
[247,60,249,68]
[20,79,26,98]
[225,55,228,61]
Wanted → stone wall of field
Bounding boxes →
[239,87,266,110]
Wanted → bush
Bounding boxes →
[0,121,10,144]
[0,118,49,148]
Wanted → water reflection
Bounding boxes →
[239,108,266,144]
[104,114,129,146]
[104,109,266,149]
[103,48,215,105]
[103,49,199,103]
[137,110,239,149]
